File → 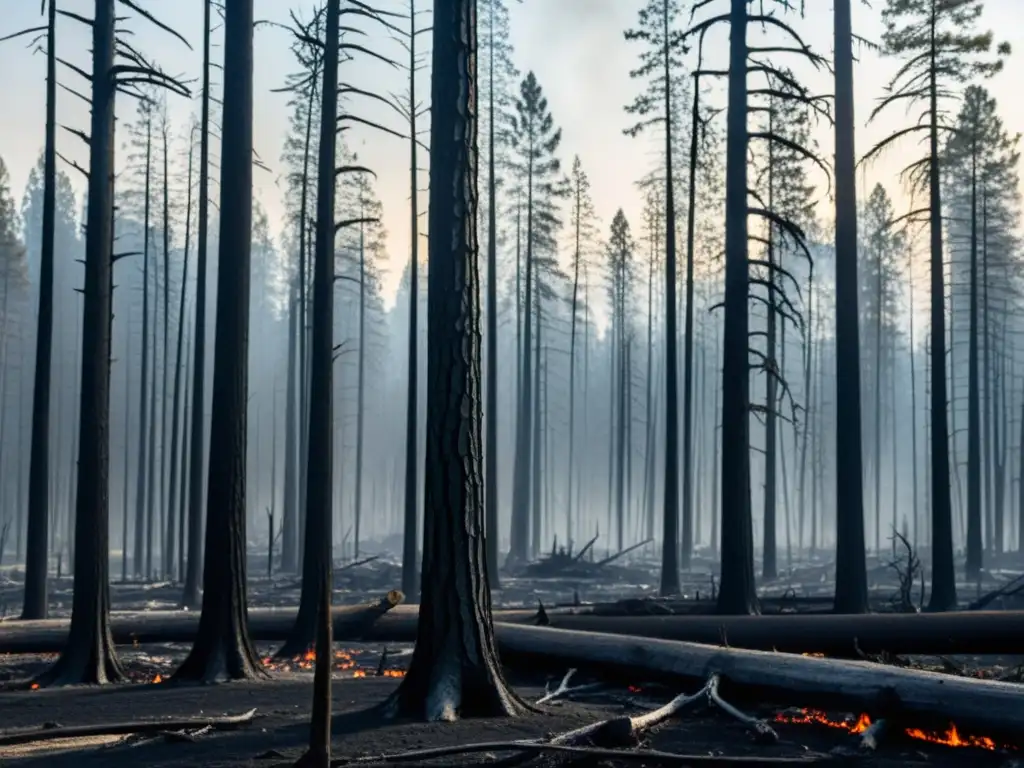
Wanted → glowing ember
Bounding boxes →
[152,674,163,684]
[254,648,404,678]
[905,723,997,751]
[775,708,869,734]
[775,709,1009,751]
[29,683,39,690]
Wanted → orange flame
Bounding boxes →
[775,709,1009,751]
[29,682,39,690]
[775,708,869,734]
[254,648,401,677]
[905,723,997,751]
[152,674,163,684]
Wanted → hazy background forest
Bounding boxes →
[0,0,1023,580]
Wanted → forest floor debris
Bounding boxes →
[0,653,1019,767]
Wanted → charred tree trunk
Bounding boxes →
[966,141,982,579]
[484,0,500,587]
[763,107,778,582]
[661,0,682,593]
[401,0,421,597]
[146,228,159,578]
[35,0,123,686]
[384,0,524,719]
[508,161,535,565]
[530,294,543,558]
[135,116,153,580]
[173,0,264,682]
[717,0,757,615]
[166,128,195,583]
[293,0,339,759]
[181,0,213,609]
[122,315,132,582]
[22,0,59,621]
[354,219,366,558]
[925,11,957,612]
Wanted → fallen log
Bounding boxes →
[485,608,1024,657]
[0,591,406,654]
[8,604,1024,660]
[491,624,1024,741]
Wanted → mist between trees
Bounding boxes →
[0,0,1020,618]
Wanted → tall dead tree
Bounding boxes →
[293,0,340,761]
[34,0,189,686]
[19,0,58,620]
[384,0,525,721]
[173,0,264,682]
[181,0,214,608]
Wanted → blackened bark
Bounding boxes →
[181,0,213,609]
[566,174,582,548]
[173,0,264,682]
[146,234,159,577]
[401,0,421,598]
[530,294,543,556]
[160,120,172,579]
[178,314,194,581]
[716,0,757,616]
[135,116,153,579]
[283,282,299,571]
[354,221,366,557]
[925,12,957,612]
[665,0,684,589]
[762,107,777,581]
[831,0,867,615]
[286,57,320,575]
[484,0,500,587]
[166,127,195,584]
[965,142,982,579]
[293,0,339,760]
[278,0,342,660]
[22,0,58,621]
[385,0,524,720]
[35,0,124,686]
[508,161,535,565]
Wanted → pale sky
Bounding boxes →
[2,0,1023,307]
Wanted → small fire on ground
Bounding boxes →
[774,708,1010,751]
[259,649,406,678]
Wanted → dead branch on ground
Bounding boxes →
[0,708,258,748]
[329,741,833,766]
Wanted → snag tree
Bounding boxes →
[384,0,526,722]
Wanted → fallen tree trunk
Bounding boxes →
[491,624,1024,742]
[356,607,1024,657]
[0,592,407,654]
[6,604,1023,659]
[485,609,1024,657]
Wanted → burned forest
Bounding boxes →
[3,0,1024,766]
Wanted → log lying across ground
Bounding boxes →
[0,592,406,654]
[6,603,1024,658]
[499,609,1024,657]
[357,607,1024,657]
[492,624,1024,741]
